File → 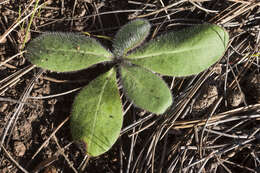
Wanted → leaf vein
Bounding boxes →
[46,48,112,58]
[89,75,110,149]
[128,46,215,59]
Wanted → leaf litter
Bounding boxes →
[0,0,259,172]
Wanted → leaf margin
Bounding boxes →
[112,19,151,57]
[126,23,229,77]
[26,32,113,72]
[119,63,172,114]
[70,68,123,157]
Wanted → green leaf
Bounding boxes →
[70,69,123,157]
[127,24,229,76]
[26,32,113,72]
[113,19,151,56]
[120,64,172,114]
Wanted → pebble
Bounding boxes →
[13,141,26,157]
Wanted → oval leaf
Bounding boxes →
[127,24,229,76]
[113,19,151,56]
[70,69,123,156]
[26,32,113,72]
[120,64,172,114]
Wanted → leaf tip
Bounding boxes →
[113,19,151,56]
[26,32,112,72]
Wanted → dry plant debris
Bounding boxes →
[0,0,259,173]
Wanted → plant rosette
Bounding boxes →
[26,19,229,156]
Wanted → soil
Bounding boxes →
[0,1,259,173]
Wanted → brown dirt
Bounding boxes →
[0,1,259,173]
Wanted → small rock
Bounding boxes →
[193,85,218,110]
[13,141,26,157]
[228,89,244,107]
[13,120,32,140]
[0,102,8,112]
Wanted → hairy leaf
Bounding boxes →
[113,19,151,56]
[127,24,229,76]
[26,32,113,72]
[70,69,122,156]
[120,64,172,114]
